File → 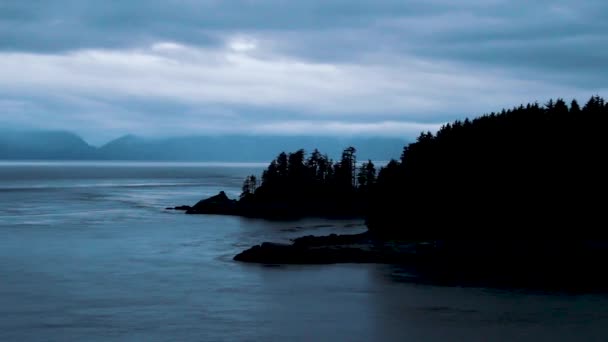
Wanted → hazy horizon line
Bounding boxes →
[0,128,414,147]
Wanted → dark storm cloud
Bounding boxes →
[0,0,528,52]
[3,0,606,76]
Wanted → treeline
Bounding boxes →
[369,96,607,239]
[239,96,607,237]
[239,147,376,217]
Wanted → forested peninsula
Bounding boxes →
[174,96,608,287]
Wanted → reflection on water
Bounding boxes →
[1,162,607,341]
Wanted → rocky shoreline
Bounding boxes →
[171,192,608,290]
[234,233,608,291]
[168,191,363,220]
[234,231,436,264]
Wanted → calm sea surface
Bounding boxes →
[1,161,607,341]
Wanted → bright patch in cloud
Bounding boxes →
[228,37,258,52]
[151,42,186,51]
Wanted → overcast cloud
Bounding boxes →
[0,0,606,144]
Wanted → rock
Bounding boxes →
[233,235,608,290]
[234,243,381,264]
[167,205,192,211]
[292,232,371,247]
[173,188,364,219]
[233,232,394,264]
[186,191,238,214]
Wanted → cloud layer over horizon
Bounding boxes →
[1,0,606,144]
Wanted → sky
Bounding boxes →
[0,0,606,145]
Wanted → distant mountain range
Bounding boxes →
[0,131,97,160]
[0,130,408,162]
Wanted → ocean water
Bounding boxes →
[1,161,607,342]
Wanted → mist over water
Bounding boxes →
[1,162,607,341]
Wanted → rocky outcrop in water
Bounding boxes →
[185,191,238,215]
[233,232,428,264]
[234,236,608,291]
[166,205,192,211]
[172,191,363,219]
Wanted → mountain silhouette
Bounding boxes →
[0,131,406,161]
[0,130,96,160]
